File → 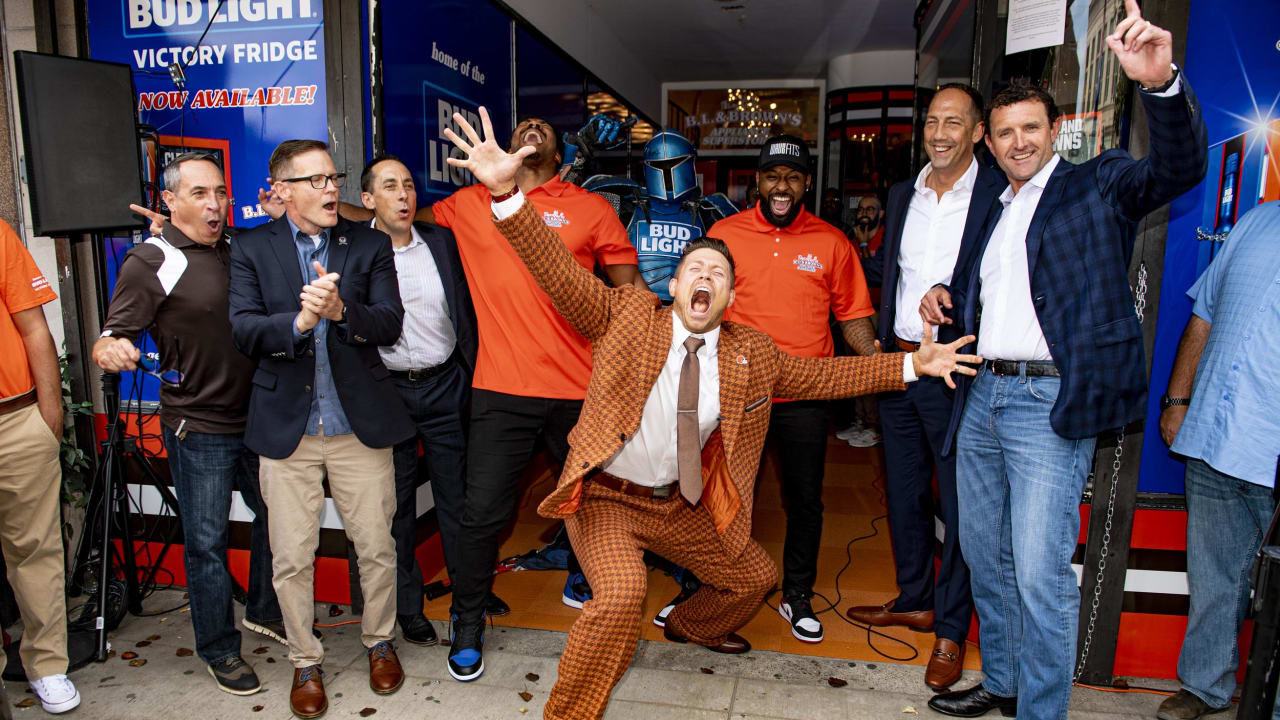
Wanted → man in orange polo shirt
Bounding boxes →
[0,220,80,714]
[710,135,876,644]
[433,116,644,682]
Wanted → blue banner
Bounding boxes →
[1138,0,1280,493]
[382,0,514,201]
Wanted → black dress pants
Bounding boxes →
[878,375,972,643]
[770,400,831,599]
[450,389,582,624]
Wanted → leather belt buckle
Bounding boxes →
[651,483,674,499]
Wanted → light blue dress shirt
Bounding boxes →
[1171,201,1280,487]
[287,218,352,437]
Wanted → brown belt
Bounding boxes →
[586,469,678,500]
[894,335,921,352]
[0,389,37,416]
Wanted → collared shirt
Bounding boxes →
[287,217,351,436]
[602,313,722,487]
[976,153,1061,361]
[712,204,873,359]
[373,221,456,371]
[1171,201,1280,487]
[895,157,978,342]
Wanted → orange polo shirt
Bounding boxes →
[0,220,57,399]
[432,177,636,399]
[712,203,873,359]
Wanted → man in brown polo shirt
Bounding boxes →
[94,152,282,696]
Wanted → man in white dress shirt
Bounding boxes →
[360,155,480,646]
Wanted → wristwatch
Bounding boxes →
[337,303,349,324]
[1160,394,1190,410]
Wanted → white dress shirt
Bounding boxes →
[603,314,722,487]
[976,153,1060,361]
[895,158,978,343]
[376,222,457,371]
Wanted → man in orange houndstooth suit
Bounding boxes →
[442,108,984,720]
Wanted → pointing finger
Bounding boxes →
[1124,0,1141,20]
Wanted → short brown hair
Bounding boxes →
[986,80,1059,131]
[269,139,329,182]
[675,237,736,285]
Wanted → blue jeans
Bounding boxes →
[957,367,1096,720]
[162,427,281,664]
[1178,458,1275,710]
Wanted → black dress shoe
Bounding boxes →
[485,592,510,617]
[397,614,439,646]
[927,684,1017,718]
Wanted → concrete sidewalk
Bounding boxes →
[6,590,1174,719]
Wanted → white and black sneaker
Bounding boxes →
[779,595,824,643]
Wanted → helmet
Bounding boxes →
[643,130,698,202]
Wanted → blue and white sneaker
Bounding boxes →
[562,571,592,609]
[447,616,485,682]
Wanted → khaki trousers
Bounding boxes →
[259,431,397,668]
[0,403,68,680]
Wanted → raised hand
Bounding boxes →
[257,179,286,220]
[129,203,166,236]
[911,319,982,389]
[1106,0,1174,88]
[442,106,535,195]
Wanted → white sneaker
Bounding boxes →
[844,427,883,448]
[835,421,865,440]
[29,674,80,714]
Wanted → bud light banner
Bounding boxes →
[1138,0,1280,493]
[87,0,328,225]
[381,0,514,201]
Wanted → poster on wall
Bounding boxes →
[86,0,328,403]
[1138,0,1280,494]
[381,0,514,202]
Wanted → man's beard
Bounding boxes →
[761,196,803,228]
[856,216,879,231]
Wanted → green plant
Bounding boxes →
[59,353,93,508]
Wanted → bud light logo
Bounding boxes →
[635,221,694,254]
[125,0,317,35]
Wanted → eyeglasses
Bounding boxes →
[279,173,347,190]
[138,356,183,388]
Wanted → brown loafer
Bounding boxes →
[925,638,965,690]
[663,621,751,654]
[845,600,935,632]
[367,641,404,695]
[289,665,327,719]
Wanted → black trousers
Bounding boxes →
[389,358,470,618]
[878,375,972,643]
[770,400,831,599]
[451,389,582,624]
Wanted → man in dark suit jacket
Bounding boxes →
[439,106,982,720]
[849,83,1006,691]
[357,154,480,647]
[228,139,415,719]
[923,4,1208,718]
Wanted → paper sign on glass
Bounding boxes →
[1006,0,1067,55]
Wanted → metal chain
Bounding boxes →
[1074,261,1147,683]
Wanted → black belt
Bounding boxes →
[985,359,1060,377]
[388,359,453,382]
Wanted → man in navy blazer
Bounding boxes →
[849,83,1005,691]
[357,154,484,648]
[229,139,415,718]
[924,4,1208,718]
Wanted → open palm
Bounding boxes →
[443,106,534,195]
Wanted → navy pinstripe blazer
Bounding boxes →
[943,81,1208,452]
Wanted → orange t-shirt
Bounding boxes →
[432,177,637,399]
[0,220,57,398]
[712,204,873,359]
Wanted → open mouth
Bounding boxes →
[690,286,711,314]
[1011,150,1035,161]
[205,219,222,233]
[322,201,337,214]
[769,195,793,216]
[932,143,953,156]
[522,129,544,145]
[396,207,411,219]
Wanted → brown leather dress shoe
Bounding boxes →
[925,638,965,690]
[367,641,404,694]
[845,600,935,631]
[289,665,327,719]
[663,621,751,654]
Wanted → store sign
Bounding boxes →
[667,87,820,152]
[1052,111,1101,163]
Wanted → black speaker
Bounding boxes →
[14,51,144,236]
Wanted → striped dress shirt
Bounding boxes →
[376,222,457,371]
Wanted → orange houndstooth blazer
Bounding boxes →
[494,200,908,557]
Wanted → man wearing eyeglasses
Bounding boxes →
[228,140,414,719]
[95,152,282,699]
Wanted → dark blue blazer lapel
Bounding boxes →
[1023,159,1074,274]
[268,217,304,309]
[878,181,913,342]
[326,219,353,278]
[417,222,459,322]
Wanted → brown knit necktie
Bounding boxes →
[677,335,705,504]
